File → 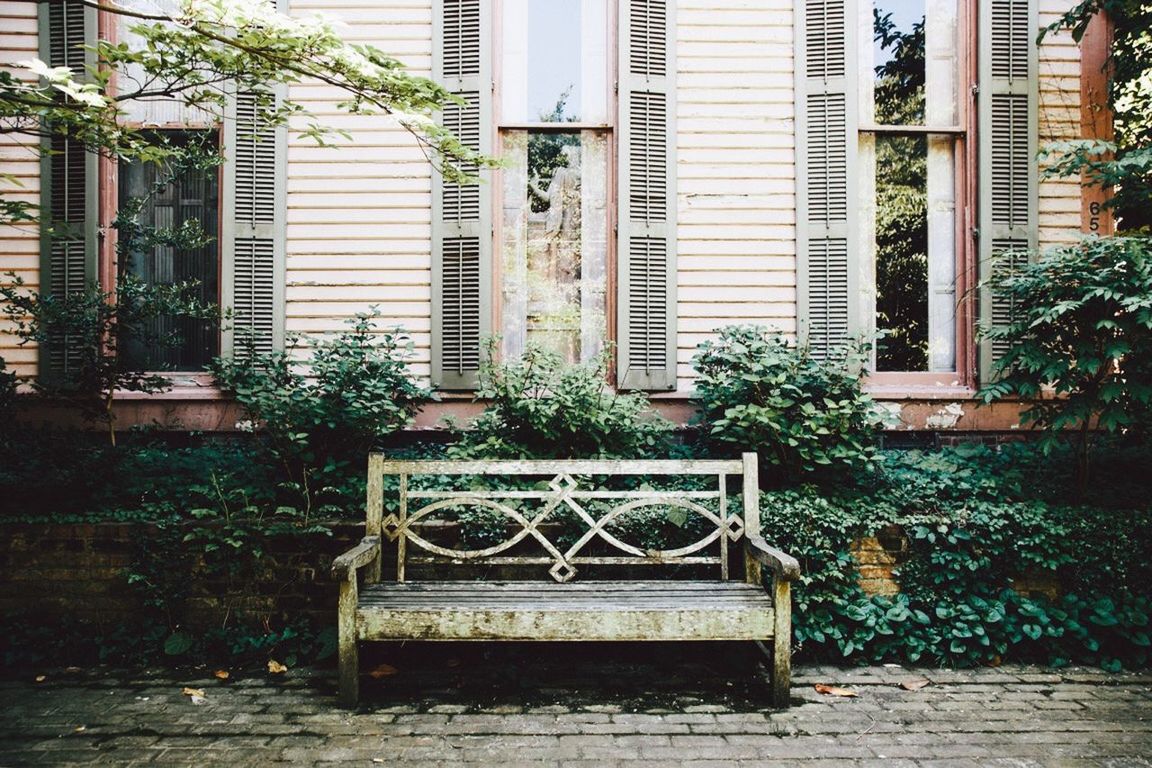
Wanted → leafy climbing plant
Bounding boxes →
[692,326,887,483]
[978,236,1152,489]
[450,344,673,459]
[211,314,433,513]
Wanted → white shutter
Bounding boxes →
[617,0,676,391]
[978,0,1038,379]
[796,0,858,360]
[38,0,98,379]
[221,89,286,357]
[432,0,492,389]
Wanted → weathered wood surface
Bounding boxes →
[333,452,798,708]
[745,534,801,581]
[355,581,776,642]
[373,459,745,476]
[372,458,754,583]
[331,536,381,579]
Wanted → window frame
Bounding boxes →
[113,127,225,375]
[491,0,619,369]
[858,0,976,388]
[97,8,227,385]
[87,3,285,390]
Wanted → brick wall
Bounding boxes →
[0,522,365,627]
[0,521,1063,626]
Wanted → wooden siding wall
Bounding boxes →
[285,0,436,380]
[282,0,800,391]
[0,0,1095,391]
[674,0,797,391]
[1037,0,1086,249]
[0,0,41,378]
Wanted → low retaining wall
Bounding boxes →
[0,522,1061,629]
[0,522,364,627]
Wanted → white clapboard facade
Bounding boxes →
[0,0,1101,428]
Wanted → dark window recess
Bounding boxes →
[875,133,928,371]
[118,131,220,372]
[873,4,930,371]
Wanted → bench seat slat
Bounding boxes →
[355,581,775,642]
[376,581,744,592]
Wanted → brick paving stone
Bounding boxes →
[0,664,1149,766]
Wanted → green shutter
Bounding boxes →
[38,0,98,379]
[432,0,492,390]
[796,0,859,361]
[221,88,286,357]
[617,0,676,391]
[978,0,1038,381]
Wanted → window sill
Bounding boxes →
[114,374,225,400]
[866,384,977,401]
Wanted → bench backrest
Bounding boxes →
[366,453,760,583]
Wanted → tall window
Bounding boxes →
[118,131,221,371]
[498,0,611,364]
[861,0,961,373]
[433,0,674,391]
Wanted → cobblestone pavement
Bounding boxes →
[0,646,1149,767]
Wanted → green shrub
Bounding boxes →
[692,326,886,482]
[451,345,673,459]
[761,445,1152,669]
[211,314,433,514]
[0,357,15,422]
[978,236,1152,489]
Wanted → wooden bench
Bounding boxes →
[331,452,800,707]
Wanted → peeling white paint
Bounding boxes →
[925,402,965,430]
[875,402,907,429]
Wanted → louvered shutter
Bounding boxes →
[432,0,492,389]
[38,0,98,379]
[617,0,676,391]
[796,0,858,360]
[977,0,1038,380]
[221,88,286,357]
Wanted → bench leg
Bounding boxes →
[771,578,792,708]
[337,577,359,708]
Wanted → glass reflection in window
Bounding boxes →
[501,0,608,124]
[873,0,926,125]
[119,131,220,371]
[875,134,928,370]
[867,0,958,372]
[501,130,608,363]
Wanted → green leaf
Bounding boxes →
[164,631,194,656]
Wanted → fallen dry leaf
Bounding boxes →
[814,683,858,698]
[180,687,208,704]
[34,675,46,683]
[214,670,230,681]
[368,663,398,679]
[899,678,931,691]
[267,660,288,674]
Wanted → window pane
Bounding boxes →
[875,134,928,371]
[119,132,220,371]
[501,130,608,363]
[873,1,926,125]
[501,0,609,123]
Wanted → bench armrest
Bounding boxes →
[331,536,381,580]
[745,534,801,582]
